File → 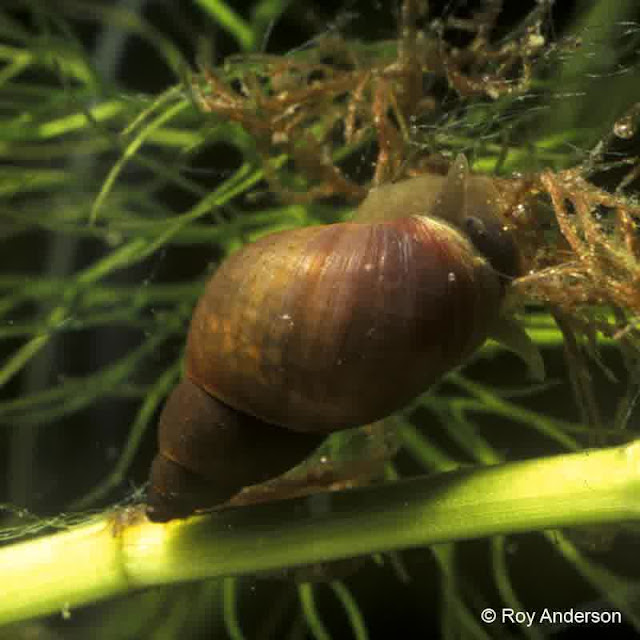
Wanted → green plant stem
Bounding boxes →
[1,439,640,627]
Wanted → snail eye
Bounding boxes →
[463,216,520,280]
[464,216,487,241]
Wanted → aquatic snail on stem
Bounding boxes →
[146,155,544,522]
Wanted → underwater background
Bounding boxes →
[1,0,640,638]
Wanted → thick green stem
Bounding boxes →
[1,440,639,627]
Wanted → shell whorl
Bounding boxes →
[186,213,501,433]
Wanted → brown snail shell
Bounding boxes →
[187,214,500,431]
[146,155,524,522]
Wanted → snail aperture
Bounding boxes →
[355,155,520,280]
[146,155,534,522]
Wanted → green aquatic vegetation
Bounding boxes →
[0,0,639,638]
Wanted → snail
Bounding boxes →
[146,155,542,522]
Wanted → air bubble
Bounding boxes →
[514,204,527,219]
[447,272,456,283]
[613,114,635,140]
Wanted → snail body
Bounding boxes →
[147,156,523,522]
